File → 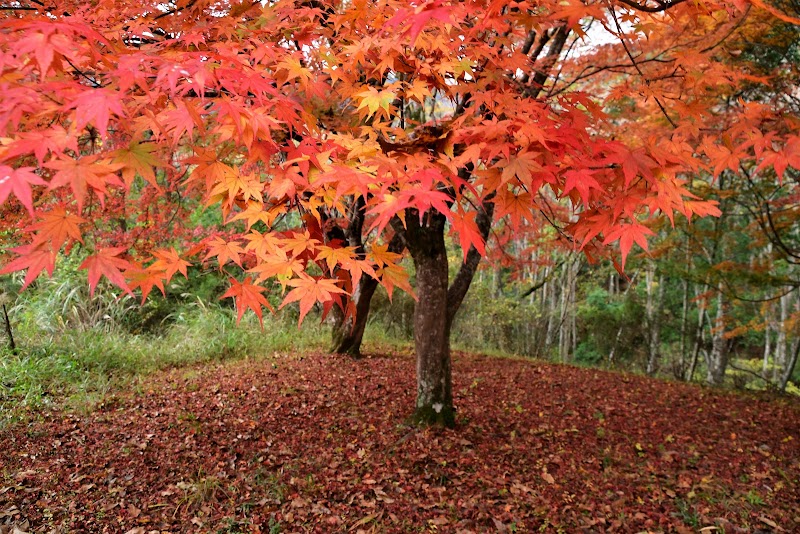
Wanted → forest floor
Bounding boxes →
[1,349,798,533]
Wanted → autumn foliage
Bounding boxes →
[1,0,799,420]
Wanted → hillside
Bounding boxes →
[1,351,798,533]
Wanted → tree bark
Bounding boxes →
[330,274,380,356]
[762,307,773,379]
[779,338,799,393]
[777,289,798,392]
[558,259,579,362]
[678,237,691,379]
[544,265,557,353]
[686,284,708,382]
[773,290,790,382]
[705,283,729,386]
[405,213,454,426]
[645,266,664,376]
[399,198,493,427]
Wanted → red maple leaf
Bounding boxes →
[602,223,654,271]
[66,88,126,138]
[0,242,57,290]
[384,1,453,45]
[0,165,47,215]
[45,157,124,212]
[79,247,133,296]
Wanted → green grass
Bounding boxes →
[0,261,414,424]
[0,303,330,424]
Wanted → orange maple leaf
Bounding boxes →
[126,265,167,303]
[150,248,191,282]
[113,140,165,189]
[280,275,346,325]
[26,207,86,251]
[204,236,246,268]
[221,277,273,326]
[45,157,124,212]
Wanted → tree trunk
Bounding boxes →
[705,284,729,386]
[761,244,773,379]
[329,225,405,357]
[330,274,380,357]
[686,284,708,382]
[678,237,691,379]
[544,265,557,353]
[645,266,664,376]
[779,338,799,393]
[777,289,798,392]
[773,290,790,382]
[762,307,773,379]
[401,210,454,426]
[411,238,454,426]
[399,198,493,427]
[558,258,578,362]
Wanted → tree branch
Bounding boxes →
[609,5,677,128]
[615,0,688,13]
[446,193,495,330]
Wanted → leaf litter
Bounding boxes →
[0,351,797,532]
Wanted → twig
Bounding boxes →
[2,304,17,355]
[609,5,677,128]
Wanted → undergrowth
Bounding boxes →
[0,305,331,423]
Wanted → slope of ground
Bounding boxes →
[1,350,798,533]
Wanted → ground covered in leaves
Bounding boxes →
[1,350,798,533]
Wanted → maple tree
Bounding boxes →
[1,0,799,425]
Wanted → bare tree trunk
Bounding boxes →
[645,265,664,376]
[544,265,558,353]
[558,267,569,362]
[608,270,639,367]
[686,284,708,382]
[773,290,790,382]
[557,257,578,362]
[761,244,773,379]
[678,276,690,378]
[779,338,799,393]
[678,236,691,379]
[762,307,773,379]
[570,260,578,358]
[777,288,799,392]
[411,235,454,426]
[705,283,729,386]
